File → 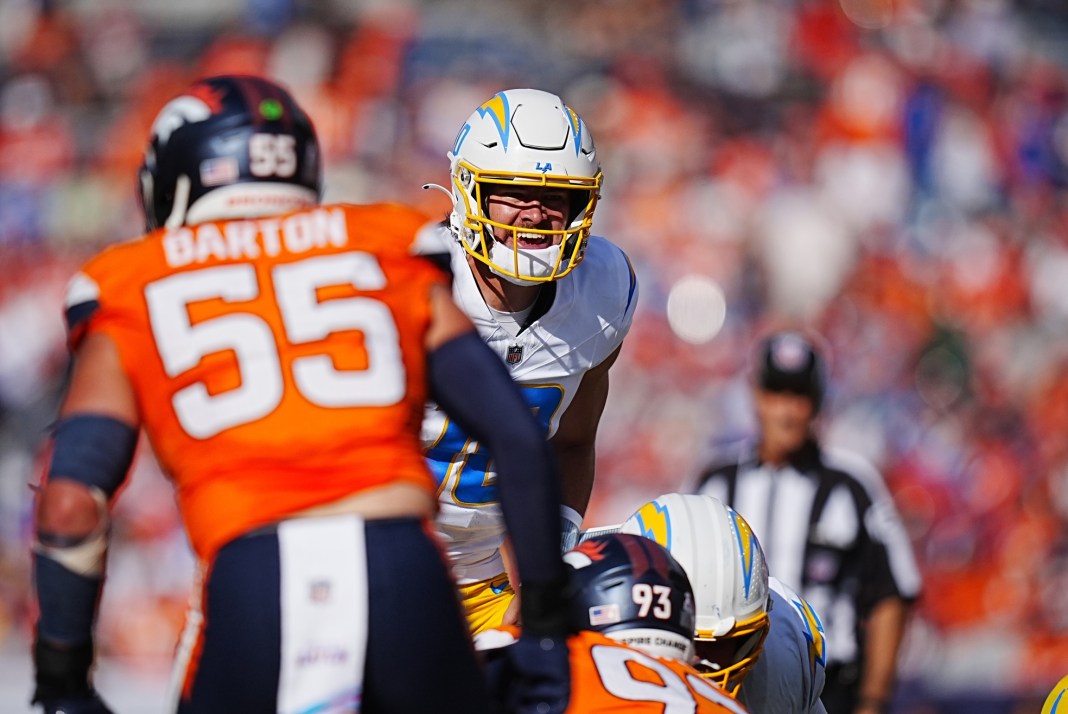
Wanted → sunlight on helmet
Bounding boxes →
[442,88,602,284]
[621,493,771,695]
[666,275,727,344]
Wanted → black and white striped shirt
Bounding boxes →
[695,439,921,667]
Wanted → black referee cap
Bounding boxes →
[754,331,826,410]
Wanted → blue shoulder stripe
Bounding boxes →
[65,300,100,335]
[621,249,638,314]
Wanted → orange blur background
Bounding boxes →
[1,1,1067,711]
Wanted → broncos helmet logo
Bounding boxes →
[631,500,672,548]
[149,83,225,148]
[618,532,677,581]
[791,596,827,678]
[727,507,760,599]
[564,538,610,569]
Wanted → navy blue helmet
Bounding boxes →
[138,75,321,230]
[565,533,696,663]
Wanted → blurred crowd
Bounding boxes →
[2,0,1068,710]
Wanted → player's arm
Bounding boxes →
[550,344,621,525]
[426,284,569,711]
[33,332,139,713]
[425,285,567,599]
[852,462,920,714]
[856,596,908,714]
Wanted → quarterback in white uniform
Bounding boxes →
[422,88,638,632]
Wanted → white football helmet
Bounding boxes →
[444,88,601,284]
[621,493,771,695]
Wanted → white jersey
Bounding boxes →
[423,234,638,583]
[739,577,828,714]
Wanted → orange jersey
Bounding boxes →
[568,631,748,714]
[64,203,449,562]
[477,628,748,713]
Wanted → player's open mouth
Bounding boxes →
[513,231,552,249]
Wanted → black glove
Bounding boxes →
[507,577,572,714]
[505,632,570,714]
[33,638,113,714]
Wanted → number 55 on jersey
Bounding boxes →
[64,202,447,564]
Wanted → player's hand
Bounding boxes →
[38,692,115,714]
[506,633,570,714]
[502,590,522,627]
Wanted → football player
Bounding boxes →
[422,88,639,633]
[617,493,829,713]
[477,533,749,713]
[30,75,570,714]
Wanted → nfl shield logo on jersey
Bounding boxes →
[310,579,332,603]
[506,344,524,365]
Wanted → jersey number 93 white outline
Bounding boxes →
[591,645,747,713]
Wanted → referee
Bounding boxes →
[695,331,921,714]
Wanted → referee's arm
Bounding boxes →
[854,459,922,714]
[858,597,909,713]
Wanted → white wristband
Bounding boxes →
[560,506,583,552]
[560,505,583,529]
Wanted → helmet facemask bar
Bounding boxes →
[452,159,601,283]
[692,611,771,695]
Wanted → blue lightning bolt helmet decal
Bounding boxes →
[566,106,583,155]
[728,507,758,598]
[792,596,827,678]
[475,92,511,152]
[632,500,672,549]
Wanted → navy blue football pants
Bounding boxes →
[174,516,489,713]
